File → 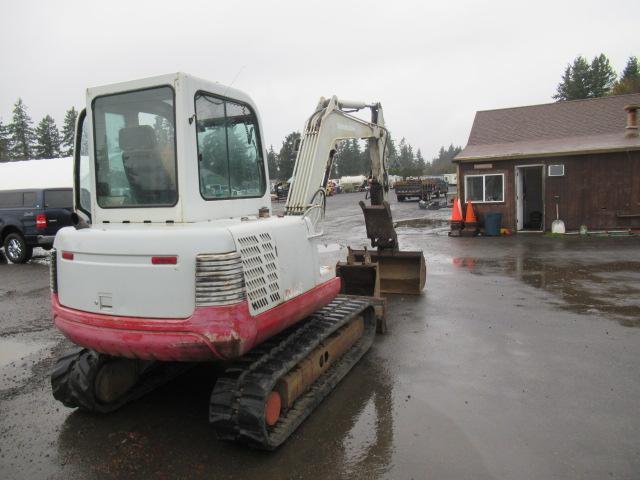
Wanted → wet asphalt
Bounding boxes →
[1,193,640,479]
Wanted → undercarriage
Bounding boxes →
[51,296,375,449]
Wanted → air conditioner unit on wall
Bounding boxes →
[548,164,565,176]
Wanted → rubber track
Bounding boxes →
[51,348,191,414]
[209,295,376,450]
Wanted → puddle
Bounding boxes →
[394,218,449,229]
[393,217,449,235]
[0,338,46,368]
[342,396,379,466]
[452,255,640,326]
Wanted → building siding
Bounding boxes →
[457,151,640,231]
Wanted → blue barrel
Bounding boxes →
[484,213,502,236]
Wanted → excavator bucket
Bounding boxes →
[336,259,380,297]
[346,249,426,295]
[335,253,388,333]
[352,200,427,295]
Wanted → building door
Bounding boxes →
[515,166,544,231]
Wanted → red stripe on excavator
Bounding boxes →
[151,256,178,265]
[52,277,341,362]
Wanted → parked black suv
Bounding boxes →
[0,188,73,263]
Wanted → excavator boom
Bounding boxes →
[284,96,426,294]
[285,96,389,215]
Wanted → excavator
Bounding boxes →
[50,73,425,449]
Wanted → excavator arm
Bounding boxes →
[285,96,425,295]
[285,96,389,214]
[285,96,397,248]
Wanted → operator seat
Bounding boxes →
[119,125,175,205]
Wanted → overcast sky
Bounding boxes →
[1,0,638,159]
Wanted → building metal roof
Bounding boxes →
[455,93,640,162]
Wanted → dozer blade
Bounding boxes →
[348,249,426,295]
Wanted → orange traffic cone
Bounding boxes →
[449,197,464,236]
[450,198,463,222]
[461,202,479,236]
[464,202,478,226]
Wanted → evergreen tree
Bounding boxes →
[200,124,229,187]
[425,144,462,175]
[329,157,339,179]
[0,120,9,161]
[60,107,78,156]
[621,56,640,80]
[415,149,426,175]
[34,115,61,159]
[153,116,173,148]
[589,54,617,97]
[266,145,278,180]
[570,56,594,98]
[386,137,400,174]
[351,139,363,175]
[553,56,592,100]
[336,139,362,176]
[611,56,640,95]
[333,140,347,176]
[396,138,417,177]
[360,141,373,176]
[554,54,617,100]
[9,98,35,160]
[227,124,257,188]
[277,131,300,181]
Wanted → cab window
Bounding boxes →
[195,93,265,199]
[92,86,177,208]
[77,111,91,214]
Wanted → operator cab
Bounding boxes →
[75,73,270,225]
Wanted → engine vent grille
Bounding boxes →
[237,233,282,314]
[195,252,246,306]
[49,249,58,293]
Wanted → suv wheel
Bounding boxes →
[4,233,33,264]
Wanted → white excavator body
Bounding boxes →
[50,72,423,449]
[55,72,325,320]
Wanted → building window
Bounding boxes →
[465,174,504,203]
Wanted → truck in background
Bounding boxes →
[394,177,448,202]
